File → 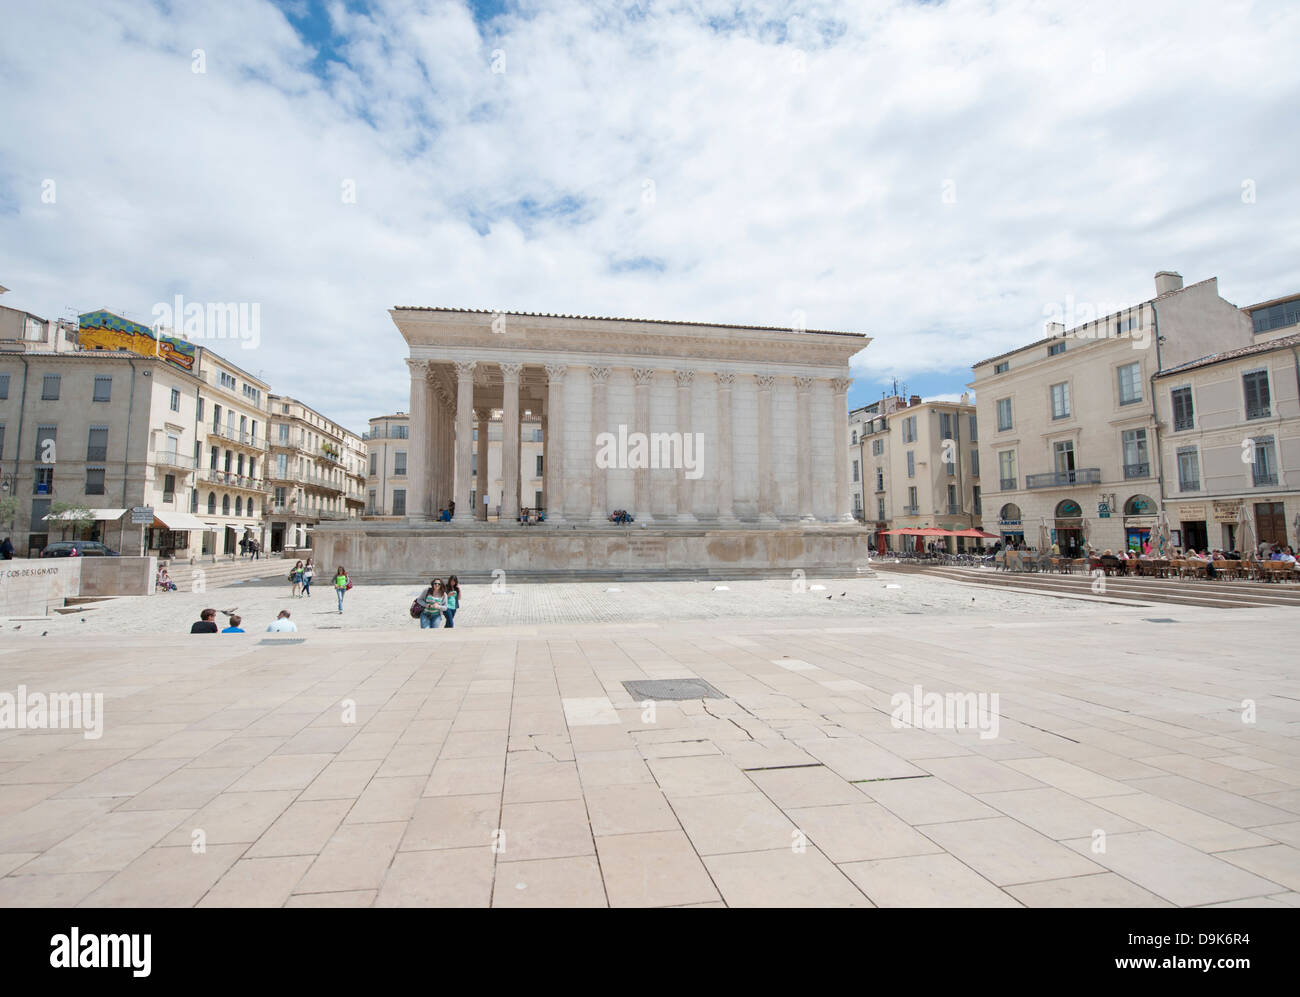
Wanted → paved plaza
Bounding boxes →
[0,578,1298,908]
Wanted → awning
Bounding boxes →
[153,511,215,531]
[43,508,128,522]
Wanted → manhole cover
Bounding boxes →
[258,638,307,645]
[622,678,727,701]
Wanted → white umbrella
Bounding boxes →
[1156,509,1171,557]
[1236,503,1256,557]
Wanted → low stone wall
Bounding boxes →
[79,556,158,599]
[312,523,873,582]
[0,560,82,616]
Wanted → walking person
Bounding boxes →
[301,559,314,598]
[289,560,304,597]
[416,580,445,629]
[444,574,461,628]
[333,565,350,613]
[0,536,13,560]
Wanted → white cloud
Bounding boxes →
[1,0,1296,431]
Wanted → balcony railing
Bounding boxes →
[947,503,962,515]
[210,425,267,450]
[1000,477,1016,491]
[1253,472,1279,487]
[902,504,919,515]
[153,450,195,469]
[1025,468,1101,489]
[203,469,271,491]
[1123,462,1150,479]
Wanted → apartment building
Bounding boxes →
[1151,291,1300,553]
[363,412,410,517]
[849,393,981,551]
[970,272,1256,554]
[267,395,365,550]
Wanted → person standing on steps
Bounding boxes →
[333,565,350,613]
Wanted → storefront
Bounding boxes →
[1123,494,1157,551]
[1178,504,1208,552]
[1255,501,1287,548]
[1053,499,1084,556]
[998,504,1025,546]
[1212,500,1242,551]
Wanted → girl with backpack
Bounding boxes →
[415,580,446,629]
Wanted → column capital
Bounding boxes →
[716,371,736,388]
[589,366,612,384]
[499,362,524,381]
[756,373,776,391]
[405,358,431,377]
[830,377,852,393]
[454,360,477,379]
[674,369,696,387]
[632,367,656,386]
[545,363,568,382]
[795,375,815,392]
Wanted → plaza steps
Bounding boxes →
[350,565,877,585]
[884,563,1300,610]
[156,556,291,592]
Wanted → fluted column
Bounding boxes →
[633,367,655,521]
[500,362,522,523]
[453,361,475,521]
[831,377,854,522]
[756,373,777,522]
[796,375,815,522]
[674,369,696,522]
[545,364,567,523]
[589,366,611,523]
[405,359,431,520]
[716,372,735,521]
[475,409,489,519]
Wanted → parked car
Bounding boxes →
[39,541,120,558]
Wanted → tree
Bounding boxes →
[0,494,17,532]
[48,501,94,541]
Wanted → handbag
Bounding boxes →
[345,579,353,590]
[409,600,422,619]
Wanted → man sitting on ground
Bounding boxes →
[190,608,219,634]
[266,609,298,633]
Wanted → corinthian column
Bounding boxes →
[716,372,735,522]
[453,361,475,521]
[545,364,567,523]
[475,409,490,519]
[405,359,430,520]
[633,367,655,522]
[589,366,611,523]
[796,375,815,522]
[500,362,522,523]
[831,377,854,523]
[756,373,778,523]
[674,369,696,522]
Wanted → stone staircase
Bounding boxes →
[157,556,290,592]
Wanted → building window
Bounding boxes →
[1176,447,1201,491]
[1250,436,1278,486]
[87,426,108,461]
[973,485,982,516]
[219,372,236,390]
[998,450,1016,490]
[0,373,8,399]
[0,424,5,460]
[394,451,407,476]
[1122,428,1150,478]
[877,497,885,520]
[970,450,979,478]
[222,495,231,515]
[392,489,406,516]
[1053,440,1076,477]
[875,467,884,492]
[996,398,1012,431]
[947,483,958,514]
[163,473,175,501]
[901,416,917,443]
[1250,299,1300,333]
[1048,341,1066,357]
[1243,370,1271,420]
[1171,386,1194,431]
[90,375,112,402]
[939,412,953,440]
[41,374,60,400]
[85,468,105,495]
[906,451,915,478]
[535,454,544,477]
[207,492,217,514]
[906,486,918,513]
[235,496,243,517]
[851,431,858,445]
[34,467,53,495]
[394,425,408,439]
[1050,382,1070,419]
[872,438,883,456]
[994,361,1009,374]
[369,452,377,475]
[196,398,204,422]
[35,425,56,463]
[1117,363,1142,405]
[968,414,977,443]
[852,460,859,483]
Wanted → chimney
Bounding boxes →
[1046,321,1065,338]
[1155,271,1183,296]
[909,394,922,407]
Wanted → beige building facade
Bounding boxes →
[268,395,366,550]
[363,412,410,517]
[971,272,1257,554]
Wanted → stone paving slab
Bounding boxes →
[0,597,1297,907]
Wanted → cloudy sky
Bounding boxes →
[1,0,1297,432]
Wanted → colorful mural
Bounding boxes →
[78,310,196,371]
